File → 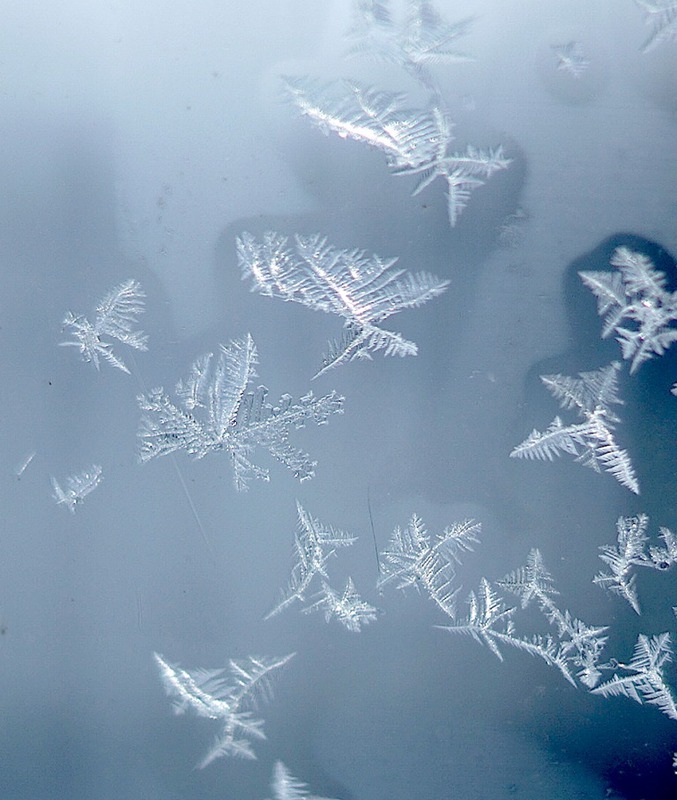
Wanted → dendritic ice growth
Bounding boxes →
[635,0,677,52]
[552,41,590,78]
[237,232,449,377]
[592,633,677,720]
[510,361,639,494]
[60,279,148,374]
[347,0,474,94]
[153,651,295,767]
[378,515,481,616]
[51,465,103,513]
[265,502,375,631]
[283,77,510,228]
[594,514,677,614]
[137,335,343,490]
[303,577,379,632]
[270,760,342,800]
[283,1,510,227]
[580,246,677,374]
[442,549,608,689]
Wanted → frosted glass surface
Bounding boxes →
[1,2,676,799]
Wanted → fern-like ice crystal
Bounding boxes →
[592,633,677,720]
[511,361,639,494]
[303,577,379,633]
[265,502,357,620]
[283,77,509,227]
[237,232,449,376]
[153,651,295,766]
[348,0,474,98]
[498,549,608,687]
[60,279,148,373]
[137,335,343,490]
[438,576,576,684]
[594,514,677,614]
[580,246,677,373]
[552,41,590,78]
[51,465,103,513]
[378,515,481,616]
[269,760,341,800]
[635,1,677,52]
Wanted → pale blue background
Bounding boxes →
[1,1,677,798]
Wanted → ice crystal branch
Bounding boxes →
[378,515,481,616]
[61,279,148,373]
[552,41,590,77]
[635,1,677,52]
[580,247,677,373]
[237,232,448,376]
[592,633,677,720]
[303,577,379,632]
[153,651,295,766]
[51,465,103,513]
[594,514,677,614]
[137,335,343,490]
[269,760,342,800]
[498,549,608,687]
[511,362,639,494]
[440,549,609,689]
[265,502,357,621]
[283,78,510,227]
[283,1,509,227]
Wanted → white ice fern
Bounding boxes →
[303,577,379,633]
[510,361,639,494]
[580,246,677,373]
[269,761,341,800]
[441,549,609,689]
[635,1,677,52]
[265,502,357,620]
[153,651,295,767]
[283,78,509,228]
[60,279,148,373]
[592,633,677,721]
[378,515,481,616]
[594,514,677,614]
[51,465,103,513]
[237,232,449,376]
[137,335,343,490]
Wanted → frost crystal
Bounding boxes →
[51,465,103,513]
[138,335,343,490]
[60,279,148,374]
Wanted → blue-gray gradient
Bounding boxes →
[1,1,677,798]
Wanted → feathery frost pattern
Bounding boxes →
[510,362,639,494]
[378,515,481,616]
[283,78,509,228]
[592,633,677,721]
[137,335,343,490]
[303,577,378,632]
[580,247,677,373]
[497,549,609,688]
[265,503,374,631]
[153,651,294,766]
[270,761,341,800]
[51,465,103,513]
[60,279,148,373]
[283,1,509,227]
[635,1,677,52]
[552,41,590,78]
[237,232,449,376]
[348,0,474,87]
[440,549,609,689]
[594,514,677,614]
